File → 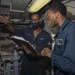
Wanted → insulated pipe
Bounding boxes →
[6,60,12,75]
[13,50,19,75]
[0,54,1,75]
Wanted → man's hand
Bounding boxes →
[22,45,32,54]
[41,48,53,58]
[0,15,14,32]
[0,15,10,25]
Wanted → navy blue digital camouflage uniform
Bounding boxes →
[51,19,75,75]
[13,27,52,75]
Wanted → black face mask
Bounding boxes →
[32,21,41,29]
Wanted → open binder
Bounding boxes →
[11,36,37,56]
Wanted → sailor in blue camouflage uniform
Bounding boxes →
[41,2,75,75]
[0,12,52,75]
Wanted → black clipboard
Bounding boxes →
[11,36,37,56]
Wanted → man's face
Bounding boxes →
[47,10,54,21]
[31,14,41,23]
[30,14,42,29]
[47,9,57,27]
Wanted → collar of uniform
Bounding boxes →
[58,18,70,33]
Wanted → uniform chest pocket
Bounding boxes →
[55,38,65,55]
[38,38,45,43]
[55,45,64,55]
[37,40,45,45]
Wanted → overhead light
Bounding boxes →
[29,0,51,12]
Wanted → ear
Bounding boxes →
[55,12,59,18]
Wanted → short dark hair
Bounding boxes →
[48,2,67,17]
[29,12,41,19]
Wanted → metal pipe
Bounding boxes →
[6,61,12,75]
[13,50,19,75]
[0,54,1,75]
[18,0,32,19]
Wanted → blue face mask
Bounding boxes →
[32,21,41,29]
